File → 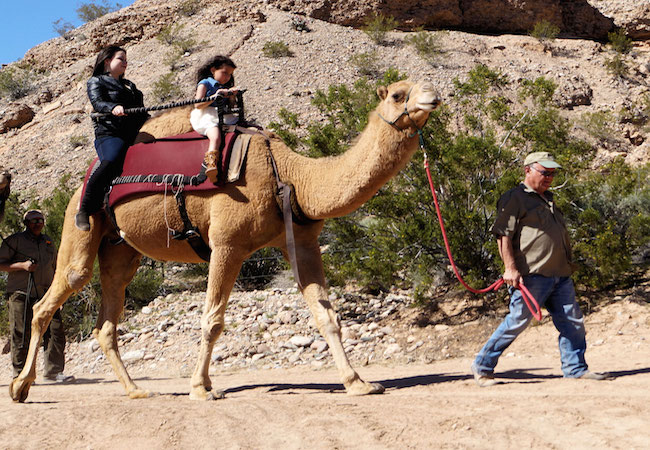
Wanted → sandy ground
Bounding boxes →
[1,299,649,449]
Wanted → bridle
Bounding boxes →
[376,86,426,148]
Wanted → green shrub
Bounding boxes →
[152,72,182,102]
[0,66,36,100]
[262,41,293,58]
[405,30,445,64]
[156,23,199,54]
[362,12,398,45]
[77,0,122,23]
[290,16,311,32]
[530,20,560,42]
[608,29,632,54]
[271,64,644,300]
[177,0,201,17]
[349,51,380,77]
[563,160,650,289]
[126,259,164,309]
[237,248,287,290]
[268,108,301,150]
[605,54,629,78]
[577,111,617,144]
[69,135,89,148]
[53,19,75,38]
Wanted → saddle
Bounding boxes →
[80,129,253,260]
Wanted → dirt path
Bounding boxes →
[2,352,649,449]
[2,299,649,449]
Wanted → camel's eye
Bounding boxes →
[392,92,403,102]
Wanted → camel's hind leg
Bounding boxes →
[94,240,147,398]
[189,246,244,401]
[10,195,102,402]
[288,237,384,396]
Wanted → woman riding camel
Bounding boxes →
[76,45,148,231]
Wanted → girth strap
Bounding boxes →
[267,145,304,290]
[170,190,212,262]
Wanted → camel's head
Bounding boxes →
[376,80,441,133]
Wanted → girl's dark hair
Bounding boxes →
[92,45,126,77]
[196,55,236,85]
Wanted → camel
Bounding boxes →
[10,80,441,402]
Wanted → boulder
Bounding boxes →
[0,103,35,133]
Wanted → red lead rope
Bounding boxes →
[423,156,543,321]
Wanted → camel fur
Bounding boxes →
[9,80,441,402]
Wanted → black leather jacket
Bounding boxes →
[87,74,149,142]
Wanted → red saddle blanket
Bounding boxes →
[81,131,238,208]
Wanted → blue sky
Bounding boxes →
[0,0,136,65]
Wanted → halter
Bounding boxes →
[376,86,425,149]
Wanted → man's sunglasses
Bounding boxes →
[28,218,44,224]
[530,166,558,177]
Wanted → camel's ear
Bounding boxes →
[377,86,388,100]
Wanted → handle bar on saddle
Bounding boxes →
[89,89,247,119]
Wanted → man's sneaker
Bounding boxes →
[578,371,613,381]
[75,210,90,231]
[471,364,498,387]
[45,373,75,383]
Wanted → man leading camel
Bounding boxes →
[471,152,611,386]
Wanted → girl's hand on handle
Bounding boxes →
[112,105,126,116]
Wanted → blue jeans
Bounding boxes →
[472,275,588,378]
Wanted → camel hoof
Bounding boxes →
[9,378,32,403]
[346,381,385,396]
[190,387,225,401]
[128,389,152,399]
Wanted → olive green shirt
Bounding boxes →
[492,183,573,277]
[0,230,57,298]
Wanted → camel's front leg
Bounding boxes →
[95,241,147,398]
[289,240,384,396]
[190,246,243,400]
[10,199,101,402]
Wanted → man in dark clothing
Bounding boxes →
[0,210,73,382]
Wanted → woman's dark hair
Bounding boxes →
[92,45,126,77]
[195,55,236,85]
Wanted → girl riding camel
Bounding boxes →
[190,55,240,183]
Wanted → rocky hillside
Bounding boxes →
[0,0,648,197]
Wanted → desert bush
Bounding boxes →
[290,16,311,32]
[69,135,89,148]
[605,54,629,78]
[0,65,36,100]
[152,72,183,102]
[405,30,446,65]
[362,13,398,45]
[576,110,617,144]
[608,29,632,54]
[177,0,201,17]
[563,160,650,289]
[237,248,287,290]
[126,258,164,309]
[77,0,122,23]
[262,41,293,58]
[530,20,560,43]
[268,108,301,150]
[52,19,75,38]
[271,64,644,299]
[349,51,380,77]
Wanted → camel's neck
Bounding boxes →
[282,113,420,219]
